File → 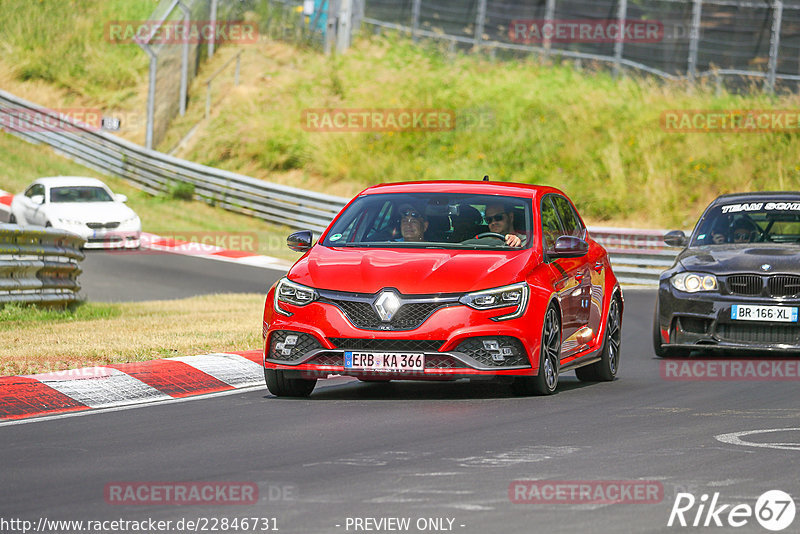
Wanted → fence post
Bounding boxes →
[687,0,702,83]
[325,0,337,54]
[337,0,353,52]
[142,49,157,150]
[412,0,422,42]
[178,1,191,116]
[766,0,783,93]
[613,0,628,78]
[544,0,556,55]
[474,0,487,50]
[209,0,218,58]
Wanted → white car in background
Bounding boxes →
[10,177,141,249]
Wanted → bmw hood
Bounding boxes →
[46,202,137,223]
[678,245,800,275]
[288,246,534,294]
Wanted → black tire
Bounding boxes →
[264,368,316,397]
[576,297,621,382]
[8,214,16,224]
[512,304,561,396]
[45,221,52,228]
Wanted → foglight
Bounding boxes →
[671,272,718,293]
[275,277,318,316]
[459,282,529,321]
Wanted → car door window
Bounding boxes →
[540,196,562,252]
[25,184,44,199]
[552,195,584,238]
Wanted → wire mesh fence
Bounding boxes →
[138,0,254,149]
[358,0,800,93]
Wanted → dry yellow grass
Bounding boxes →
[1,293,265,376]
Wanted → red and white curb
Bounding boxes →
[140,232,290,270]
[0,350,264,422]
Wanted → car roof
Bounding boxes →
[710,191,800,204]
[358,180,565,198]
[34,177,109,188]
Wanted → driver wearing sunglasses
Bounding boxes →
[397,202,429,242]
[484,202,525,247]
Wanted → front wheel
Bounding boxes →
[264,368,316,397]
[8,213,16,224]
[512,304,561,396]
[576,297,621,382]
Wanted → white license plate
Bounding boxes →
[731,304,798,322]
[344,352,425,371]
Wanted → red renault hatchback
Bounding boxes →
[262,181,623,397]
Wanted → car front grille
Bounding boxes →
[716,323,800,345]
[328,338,445,352]
[726,274,800,298]
[317,289,460,331]
[87,222,120,229]
[307,353,343,366]
[768,275,800,297]
[727,275,762,296]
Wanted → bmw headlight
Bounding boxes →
[671,272,718,293]
[459,282,529,321]
[275,277,318,316]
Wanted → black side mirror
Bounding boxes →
[287,230,313,252]
[664,230,687,248]
[551,236,589,258]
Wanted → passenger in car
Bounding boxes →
[398,202,429,242]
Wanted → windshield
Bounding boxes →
[692,200,800,246]
[50,186,114,203]
[322,193,533,250]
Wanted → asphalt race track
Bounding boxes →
[78,249,285,301]
[2,280,799,533]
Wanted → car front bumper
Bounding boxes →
[262,287,545,381]
[656,279,800,353]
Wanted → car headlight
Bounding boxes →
[274,277,318,316]
[671,272,718,293]
[459,282,529,321]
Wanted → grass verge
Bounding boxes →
[0,294,264,376]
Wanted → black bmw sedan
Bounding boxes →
[654,192,800,356]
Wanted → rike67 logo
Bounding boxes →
[668,490,796,531]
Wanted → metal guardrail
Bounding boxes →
[0,89,349,234]
[0,225,86,306]
[589,227,678,287]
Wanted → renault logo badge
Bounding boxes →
[374,291,401,322]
